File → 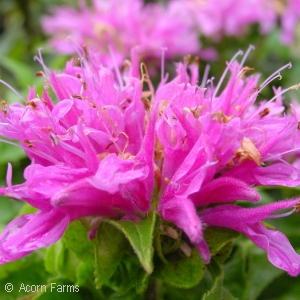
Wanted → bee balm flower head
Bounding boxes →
[1,47,300,278]
[154,46,300,274]
[0,49,155,263]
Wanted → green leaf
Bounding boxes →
[101,250,150,296]
[76,262,94,286]
[108,289,143,300]
[135,268,150,294]
[56,246,80,282]
[207,258,222,279]
[158,270,214,300]
[123,255,150,294]
[243,247,283,300]
[204,227,240,256]
[213,242,234,265]
[202,272,238,300]
[0,252,49,300]
[45,239,80,282]
[153,247,205,288]
[223,240,248,298]
[108,212,156,274]
[105,260,133,293]
[63,220,94,263]
[258,272,300,300]
[44,240,63,276]
[153,217,169,264]
[223,238,284,300]
[94,222,128,288]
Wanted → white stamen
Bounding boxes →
[161,47,168,82]
[67,35,85,58]
[67,37,90,85]
[56,73,80,81]
[33,48,50,77]
[260,62,292,91]
[78,57,89,84]
[240,45,255,68]
[36,95,56,129]
[248,85,294,122]
[201,64,210,88]
[109,46,124,89]
[92,76,106,104]
[0,79,26,102]
[0,138,23,149]
[213,49,244,99]
[0,137,60,164]
[6,163,12,191]
[266,146,300,161]
[260,74,282,92]
[50,133,88,161]
[206,76,215,111]
[268,208,295,219]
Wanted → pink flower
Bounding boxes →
[155,47,300,271]
[0,50,155,263]
[280,0,300,44]
[181,0,276,39]
[201,199,300,276]
[41,0,200,66]
[173,0,300,44]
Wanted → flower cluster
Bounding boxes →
[155,47,300,275]
[42,0,200,67]
[0,50,155,262]
[1,47,300,276]
[181,0,276,39]
[41,0,300,64]
[180,0,300,43]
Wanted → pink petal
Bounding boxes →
[0,210,69,264]
[191,176,260,206]
[88,154,148,194]
[201,199,300,276]
[159,197,202,244]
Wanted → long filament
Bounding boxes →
[213,50,244,99]
[0,80,26,102]
[109,46,124,89]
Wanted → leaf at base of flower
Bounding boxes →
[207,258,223,279]
[63,220,95,263]
[0,252,49,300]
[204,227,240,256]
[213,242,234,265]
[153,247,205,288]
[202,271,238,300]
[94,222,128,289]
[45,240,81,283]
[107,212,156,274]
